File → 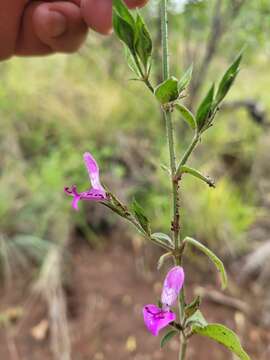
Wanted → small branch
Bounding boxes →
[176,133,200,175]
[133,55,154,93]
[177,165,216,188]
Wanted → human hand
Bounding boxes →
[0,0,148,61]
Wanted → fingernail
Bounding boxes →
[48,11,67,38]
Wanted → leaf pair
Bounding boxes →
[196,54,242,132]
[155,66,193,105]
[112,0,152,75]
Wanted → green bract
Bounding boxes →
[131,199,151,235]
[155,77,179,104]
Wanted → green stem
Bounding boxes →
[176,132,200,176]
[161,0,170,79]
[161,0,179,248]
[160,2,186,359]
[179,337,187,360]
[134,55,154,93]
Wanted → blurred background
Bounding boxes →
[0,0,270,359]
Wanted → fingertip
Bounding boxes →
[34,6,68,39]
[81,0,113,35]
[34,2,88,53]
[81,0,149,35]
[125,0,149,9]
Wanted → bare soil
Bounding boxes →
[0,240,269,360]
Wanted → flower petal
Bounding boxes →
[143,304,176,336]
[83,152,106,195]
[80,188,107,201]
[161,266,185,307]
[72,195,81,211]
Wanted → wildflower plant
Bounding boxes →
[65,0,251,359]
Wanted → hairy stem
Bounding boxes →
[160,1,186,359]
[179,337,187,360]
[160,0,179,248]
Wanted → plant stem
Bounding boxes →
[133,55,154,93]
[161,0,170,79]
[179,337,187,360]
[160,0,179,248]
[176,132,200,175]
[160,1,186,359]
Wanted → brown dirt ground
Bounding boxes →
[0,239,269,360]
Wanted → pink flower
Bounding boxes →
[65,152,107,211]
[143,266,185,336]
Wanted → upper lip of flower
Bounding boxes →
[64,152,108,210]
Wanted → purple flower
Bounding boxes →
[143,266,185,336]
[161,266,185,309]
[143,305,176,337]
[65,152,107,211]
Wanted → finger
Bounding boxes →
[81,0,148,35]
[16,1,88,56]
[81,0,112,35]
[0,1,25,60]
[125,0,148,9]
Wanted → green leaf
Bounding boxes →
[179,165,215,188]
[124,46,140,77]
[184,296,201,318]
[215,54,242,105]
[112,1,136,53]
[186,310,208,329]
[135,13,152,70]
[196,84,215,130]
[112,10,136,52]
[178,65,193,93]
[175,103,197,130]
[160,330,178,348]
[151,232,173,247]
[132,199,151,235]
[154,77,179,104]
[184,237,228,289]
[194,324,251,360]
[113,0,135,27]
